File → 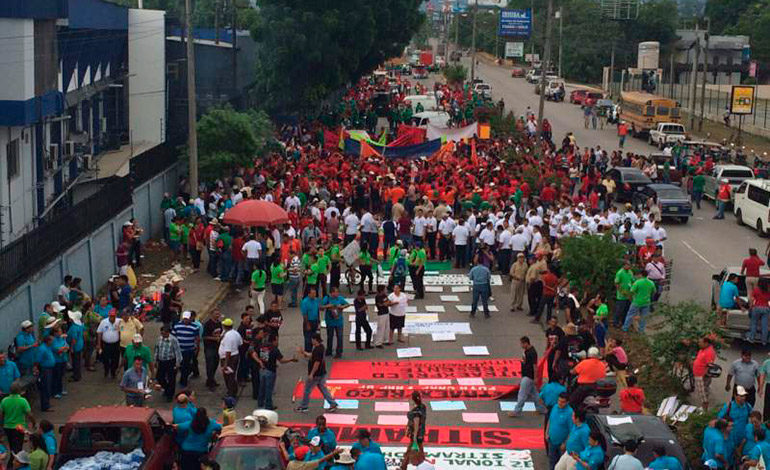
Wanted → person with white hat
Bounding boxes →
[569,347,606,409]
[328,450,356,470]
[39,303,64,340]
[14,321,38,376]
[304,436,327,468]
[287,448,343,470]
[173,311,201,388]
[66,311,85,382]
[122,334,155,378]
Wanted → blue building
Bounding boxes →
[0,0,166,246]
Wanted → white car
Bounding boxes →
[703,164,755,201]
[734,179,770,235]
[473,83,492,99]
[413,111,451,128]
[648,122,687,149]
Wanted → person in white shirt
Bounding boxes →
[386,285,408,344]
[97,310,122,379]
[218,318,243,397]
[344,211,360,245]
[528,210,543,227]
[324,202,340,222]
[425,215,438,260]
[652,221,667,245]
[193,193,206,217]
[529,228,543,253]
[510,227,528,257]
[479,222,496,249]
[284,192,301,212]
[438,214,456,262]
[412,210,427,246]
[452,218,471,269]
[631,223,648,246]
[242,234,262,273]
[497,225,513,274]
[231,188,243,205]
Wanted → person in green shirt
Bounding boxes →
[359,247,374,294]
[216,226,233,282]
[250,267,267,315]
[305,260,322,298]
[270,261,286,308]
[316,248,331,298]
[121,335,155,377]
[329,243,341,290]
[168,217,181,260]
[388,243,401,266]
[1,383,35,453]
[691,171,706,210]
[180,220,192,261]
[408,244,427,299]
[28,434,48,470]
[622,272,657,333]
[613,261,634,328]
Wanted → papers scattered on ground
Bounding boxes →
[463,346,490,356]
[440,295,460,302]
[431,333,456,342]
[397,347,422,358]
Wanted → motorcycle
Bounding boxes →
[564,353,617,414]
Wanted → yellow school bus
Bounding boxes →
[619,91,681,134]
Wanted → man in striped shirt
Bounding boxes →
[172,311,200,387]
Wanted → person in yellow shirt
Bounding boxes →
[118,309,144,359]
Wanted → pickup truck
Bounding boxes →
[703,164,755,202]
[648,122,687,149]
[711,266,770,341]
[56,406,174,470]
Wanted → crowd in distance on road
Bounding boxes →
[2,70,767,470]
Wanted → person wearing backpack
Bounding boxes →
[389,250,408,291]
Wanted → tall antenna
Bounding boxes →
[600,0,639,20]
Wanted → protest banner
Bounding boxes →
[292,382,518,401]
[330,358,521,380]
[381,447,534,469]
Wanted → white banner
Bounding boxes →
[426,122,479,142]
[505,42,524,58]
[348,322,473,342]
[381,447,534,469]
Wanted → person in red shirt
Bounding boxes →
[619,375,645,414]
[693,336,717,410]
[749,278,770,345]
[231,232,246,286]
[742,248,766,302]
[535,268,560,323]
[540,183,557,209]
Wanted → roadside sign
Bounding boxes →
[730,85,756,115]
[505,42,524,58]
[750,61,758,78]
[524,53,540,63]
[498,9,532,38]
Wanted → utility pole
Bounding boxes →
[214,0,220,44]
[530,0,535,62]
[471,0,477,81]
[184,0,198,196]
[557,7,563,77]
[698,17,710,132]
[536,0,554,141]
[689,23,700,131]
[669,52,675,99]
[232,0,238,103]
[609,41,615,97]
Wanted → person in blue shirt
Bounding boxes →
[0,352,20,396]
[649,446,683,470]
[14,321,38,376]
[67,311,85,382]
[719,274,740,309]
[50,326,69,399]
[94,296,114,319]
[743,411,767,457]
[307,415,337,454]
[747,428,770,468]
[351,429,382,455]
[36,335,56,412]
[571,432,604,470]
[175,407,221,470]
[352,446,387,470]
[702,419,729,469]
[540,376,567,410]
[717,388,751,451]
[40,419,57,462]
[301,288,322,352]
[320,287,349,358]
[173,393,198,446]
[305,437,329,470]
[565,410,590,456]
[546,393,573,470]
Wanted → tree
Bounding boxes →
[705,0,752,34]
[726,1,770,80]
[195,106,273,180]
[443,64,467,84]
[251,0,424,112]
[559,234,627,298]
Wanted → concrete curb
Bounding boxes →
[198,282,231,321]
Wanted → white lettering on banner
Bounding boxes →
[339,274,503,286]
[348,322,473,342]
[379,447,534,469]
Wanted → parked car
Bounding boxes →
[588,414,690,469]
[606,167,653,202]
[413,111,452,128]
[569,89,588,104]
[703,164,755,202]
[632,183,692,223]
[511,66,526,77]
[734,179,770,235]
[473,83,492,99]
[210,433,287,470]
[649,153,682,185]
[711,266,770,341]
[403,94,439,113]
[56,406,175,470]
[648,122,687,149]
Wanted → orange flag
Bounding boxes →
[360,139,381,158]
[470,138,479,166]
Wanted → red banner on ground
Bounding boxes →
[292,382,518,401]
[280,422,544,449]
[329,358,521,380]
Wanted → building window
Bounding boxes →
[6,139,19,180]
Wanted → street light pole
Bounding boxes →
[557,7,563,77]
[536,0,554,142]
[184,0,198,197]
[699,17,710,132]
[530,0,535,61]
[471,0,477,81]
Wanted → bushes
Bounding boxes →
[442,65,467,85]
[559,234,627,298]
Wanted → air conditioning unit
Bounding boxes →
[82,154,93,170]
[47,144,59,171]
[65,140,76,156]
[100,117,108,132]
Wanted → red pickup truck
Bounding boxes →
[56,406,175,470]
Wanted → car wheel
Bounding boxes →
[680,216,689,224]
[758,220,765,237]
[736,209,744,226]
[647,135,653,145]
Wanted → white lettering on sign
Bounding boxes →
[379,447,535,469]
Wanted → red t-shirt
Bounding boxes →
[743,256,765,277]
[541,272,559,298]
[540,186,556,202]
[754,288,770,308]
[620,387,645,413]
[693,345,716,377]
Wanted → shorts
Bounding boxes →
[169,241,180,252]
[271,283,284,296]
[694,375,708,404]
[390,314,405,329]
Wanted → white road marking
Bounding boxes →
[681,240,717,269]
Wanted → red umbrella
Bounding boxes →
[222,200,290,227]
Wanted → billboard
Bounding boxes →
[637,41,660,70]
[730,85,756,115]
[505,42,524,58]
[498,8,532,38]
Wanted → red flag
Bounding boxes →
[360,139,381,158]
[470,138,479,166]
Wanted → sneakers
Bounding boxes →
[54,394,62,399]
[327,405,339,413]
[295,406,309,413]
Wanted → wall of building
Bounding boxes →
[0,126,37,246]
[128,8,166,147]
[0,162,179,348]
[0,19,36,114]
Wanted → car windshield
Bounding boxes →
[656,189,685,199]
[215,447,283,470]
[623,172,649,182]
[67,426,144,453]
[722,169,754,179]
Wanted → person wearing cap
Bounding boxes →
[218,318,242,398]
[714,178,731,220]
[66,311,85,382]
[38,303,62,340]
[121,357,149,406]
[154,325,182,401]
[304,436,328,469]
[328,449,356,470]
[122,334,155,378]
[11,449,30,470]
[509,253,528,312]
[15,321,38,376]
[172,311,200,388]
[97,308,122,379]
[569,347,606,409]
[718,385,751,454]
[726,349,760,408]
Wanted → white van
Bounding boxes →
[413,111,451,128]
[734,179,770,235]
[403,94,439,113]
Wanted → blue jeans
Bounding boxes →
[547,438,564,470]
[303,320,319,352]
[39,367,53,411]
[623,303,651,332]
[471,284,490,317]
[207,250,219,277]
[715,200,726,219]
[299,375,337,409]
[692,190,703,209]
[512,376,547,414]
[287,277,300,307]
[612,299,630,327]
[258,369,277,409]
[326,324,344,356]
[219,250,233,279]
[750,307,770,344]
